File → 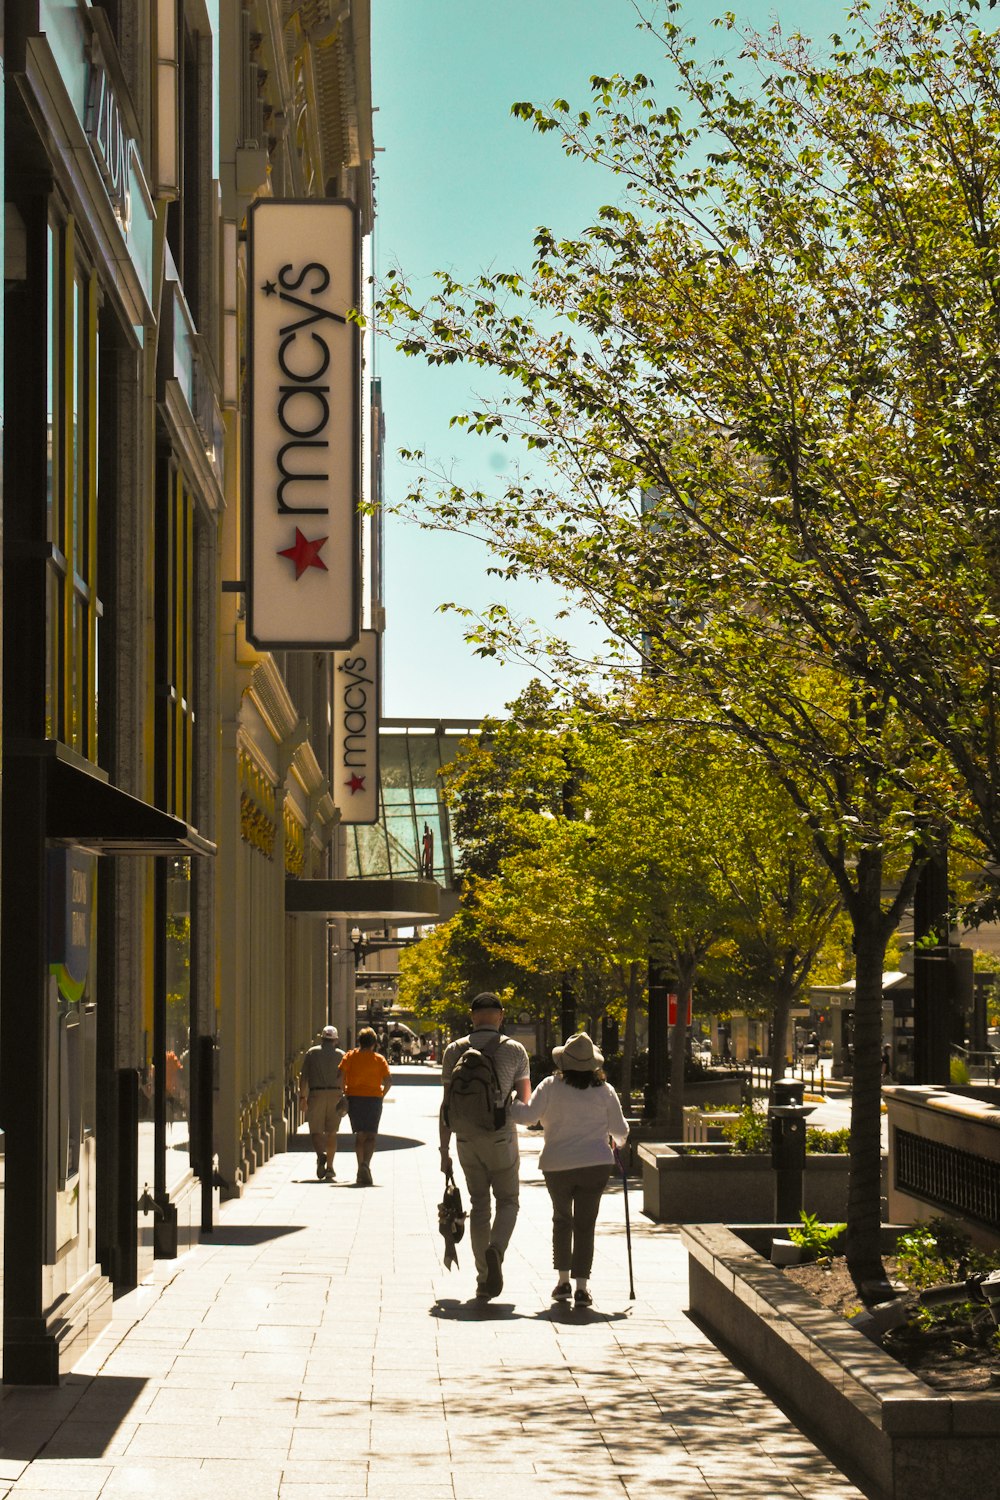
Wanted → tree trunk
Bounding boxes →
[666,981,691,1139]
[560,972,576,1042]
[768,979,794,1094]
[845,851,889,1295]
[622,960,640,1112]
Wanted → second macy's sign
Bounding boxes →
[332,630,380,825]
[247,199,360,650]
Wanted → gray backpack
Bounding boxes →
[447,1035,507,1135]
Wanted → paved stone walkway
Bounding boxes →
[0,1070,865,1499]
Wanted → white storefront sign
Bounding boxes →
[247,199,360,649]
[332,631,379,824]
[85,57,135,230]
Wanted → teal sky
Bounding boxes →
[372,0,855,719]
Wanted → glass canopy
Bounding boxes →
[344,719,480,888]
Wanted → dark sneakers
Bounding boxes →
[551,1281,572,1302]
[316,1151,327,1181]
[574,1287,593,1308]
[483,1245,504,1299]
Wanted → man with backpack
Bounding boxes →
[439,993,531,1300]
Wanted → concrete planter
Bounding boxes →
[619,1074,747,1172]
[676,1072,747,1109]
[884,1085,1000,1252]
[682,1223,1000,1500]
[639,1141,862,1223]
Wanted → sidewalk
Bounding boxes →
[0,1071,865,1499]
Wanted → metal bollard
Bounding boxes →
[769,1078,815,1223]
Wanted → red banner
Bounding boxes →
[667,992,692,1027]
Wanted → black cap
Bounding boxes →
[471,992,503,1012]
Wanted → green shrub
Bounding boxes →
[805,1125,851,1154]
[895,1217,1000,1290]
[950,1055,971,1086]
[720,1104,770,1153]
[718,1108,851,1154]
[788,1211,845,1262]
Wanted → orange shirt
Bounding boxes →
[339,1048,390,1097]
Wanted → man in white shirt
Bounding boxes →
[298,1025,345,1180]
[439,994,531,1300]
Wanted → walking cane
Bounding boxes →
[613,1145,635,1300]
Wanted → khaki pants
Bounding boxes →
[306,1092,344,1134]
[455,1128,520,1282]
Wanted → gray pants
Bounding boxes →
[455,1129,520,1282]
[543,1164,612,1277]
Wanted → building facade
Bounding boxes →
[0,0,432,1386]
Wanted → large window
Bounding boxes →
[346,727,470,885]
[157,462,195,820]
[45,217,102,758]
[153,463,197,1193]
[163,855,191,1189]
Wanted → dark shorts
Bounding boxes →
[347,1096,383,1134]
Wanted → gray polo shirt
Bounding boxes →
[441,1026,530,1102]
[301,1039,345,1092]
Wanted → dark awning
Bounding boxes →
[285,878,439,922]
[13,741,216,856]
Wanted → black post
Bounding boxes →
[913,845,951,1085]
[560,763,580,1045]
[770,1079,808,1224]
[195,1034,216,1233]
[152,861,178,1257]
[646,960,668,1119]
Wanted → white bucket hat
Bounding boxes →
[552,1033,603,1072]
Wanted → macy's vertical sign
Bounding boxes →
[332,631,380,825]
[247,199,360,649]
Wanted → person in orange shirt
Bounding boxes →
[339,1027,391,1186]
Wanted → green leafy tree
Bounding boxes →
[697,732,851,1086]
[463,699,851,1132]
[396,916,470,1029]
[375,0,1000,1292]
[445,681,570,881]
[439,684,575,1039]
[577,717,739,1136]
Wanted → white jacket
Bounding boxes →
[510,1074,629,1171]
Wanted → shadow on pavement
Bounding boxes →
[0,1376,148,1461]
[541,1304,632,1324]
[200,1223,305,1244]
[430,1297,530,1321]
[288,1132,423,1154]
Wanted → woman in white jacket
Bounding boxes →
[510,1032,629,1307]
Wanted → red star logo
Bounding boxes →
[278,528,328,579]
[346,774,366,794]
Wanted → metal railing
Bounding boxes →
[744,1060,827,1098]
[951,1044,999,1083]
[896,1127,1000,1228]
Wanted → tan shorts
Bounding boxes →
[306,1092,344,1133]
